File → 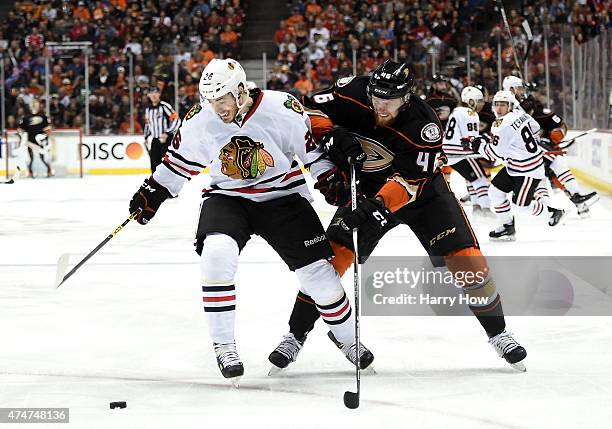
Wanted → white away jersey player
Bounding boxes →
[478,109,545,179]
[152,89,334,201]
[442,106,480,165]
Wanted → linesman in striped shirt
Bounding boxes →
[144,86,180,172]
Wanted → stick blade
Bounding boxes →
[55,254,70,288]
[343,391,360,409]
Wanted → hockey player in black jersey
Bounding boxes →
[425,74,459,130]
[15,99,53,179]
[503,76,598,215]
[268,60,527,373]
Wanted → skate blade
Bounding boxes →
[267,365,285,376]
[509,361,526,372]
[489,235,516,242]
[230,376,242,388]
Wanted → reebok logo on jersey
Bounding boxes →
[421,123,441,143]
[304,234,326,247]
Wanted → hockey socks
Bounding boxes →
[463,276,506,338]
[202,284,236,344]
[289,291,320,341]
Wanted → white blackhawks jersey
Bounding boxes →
[478,109,545,178]
[152,90,334,201]
[442,106,480,165]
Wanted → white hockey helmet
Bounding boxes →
[461,86,484,107]
[199,58,249,109]
[502,75,523,92]
[492,90,515,117]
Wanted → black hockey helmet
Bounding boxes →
[367,60,414,104]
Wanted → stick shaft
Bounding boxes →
[57,211,140,287]
[496,0,525,81]
[349,162,361,395]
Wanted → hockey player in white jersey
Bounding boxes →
[503,76,599,215]
[442,86,491,212]
[462,90,565,241]
[128,58,372,383]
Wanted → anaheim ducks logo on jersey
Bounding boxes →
[353,134,395,172]
[219,136,275,179]
[29,116,44,126]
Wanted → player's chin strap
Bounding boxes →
[343,159,361,409]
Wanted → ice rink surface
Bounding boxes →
[1,173,611,429]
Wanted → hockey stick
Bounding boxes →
[496,0,525,82]
[558,128,597,150]
[522,20,533,64]
[55,209,141,288]
[344,161,361,410]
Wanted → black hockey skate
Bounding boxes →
[547,207,566,226]
[214,342,244,386]
[488,330,527,372]
[268,333,305,375]
[327,331,375,370]
[570,191,599,216]
[460,194,472,205]
[489,218,515,241]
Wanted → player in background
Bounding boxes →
[463,90,566,241]
[268,61,528,373]
[14,99,53,179]
[128,58,372,384]
[442,86,491,214]
[502,76,599,215]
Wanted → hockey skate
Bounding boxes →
[489,218,516,241]
[570,192,599,216]
[460,194,472,205]
[488,330,527,372]
[547,207,566,226]
[327,331,375,371]
[214,342,244,387]
[268,333,305,375]
[472,205,495,218]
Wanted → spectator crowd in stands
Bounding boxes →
[0,0,609,135]
[269,0,610,107]
[0,0,245,134]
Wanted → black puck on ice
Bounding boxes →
[110,401,127,409]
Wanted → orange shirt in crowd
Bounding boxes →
[306,4,322,16]
[73,6,91,21]
[294,77,313,96]
[111,0,128,10]
[93,6,105,21]
[220,30,238,46]
[201,48,215,65]
[286,13,304,29]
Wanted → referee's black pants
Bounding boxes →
[148,136,170,173]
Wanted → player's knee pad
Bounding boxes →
[295,259,344,305]
[200,233,239,284]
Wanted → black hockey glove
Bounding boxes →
[461,135,489,154]
[322,126,367,172]
[129,177,172,225]
[340,197,393,231]
[314,167,351,206]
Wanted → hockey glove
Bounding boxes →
[322,126,367,171]
[129,177,172,225]
[314,167,351,206]
[340,198,393,231]
[461,135,489,154]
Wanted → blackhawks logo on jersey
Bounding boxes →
[283,96,304,115]
[219,136,275,180]
[185,103,202,121]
